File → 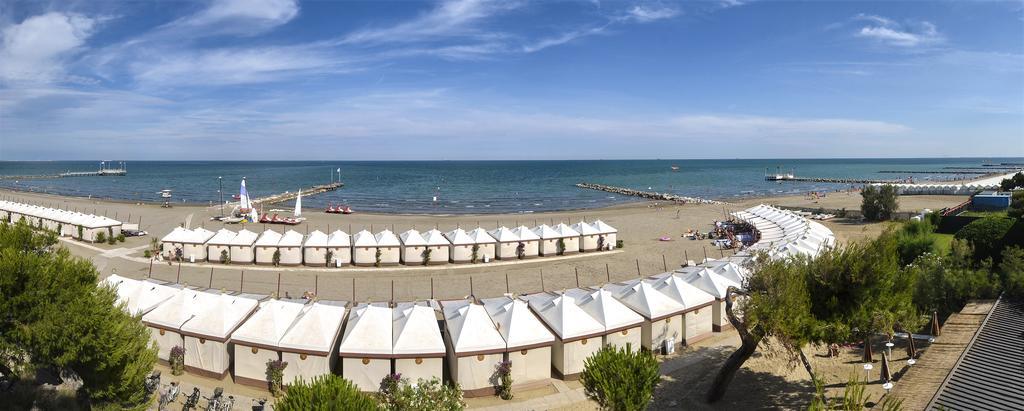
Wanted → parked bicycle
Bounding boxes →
[145,371,161,396]
[251,398,267,411]
[158,382,180,411]
[182,387,200,411]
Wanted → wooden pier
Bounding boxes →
[575,183,725,204]
[765,175,901,184]
[878,170,991,175]
[251,182,344,205]
[60,161,127,177]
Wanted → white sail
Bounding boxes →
[294,190,302,217]
[239,179,251,210]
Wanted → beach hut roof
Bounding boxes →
[708,261,748,285]
[279,230,304,247]
[207,229,237,245]
[651,273,716,309]
[255,230,283,247]
[278,300,347,355]
[304,230,328,247]
[571,221,601,236]
[103,275,180,316]
[399,229,427,246]
[680,268,740,299]
[229,229,258,246]
[392,302,445,356]
[230,299,307,347]
[444,228,474,245]
[531,224,560,239]
[161,227,190,243]
[352,230,376,247]
[512,225,540,241]
[189,227,216,244]
[339,303,393,355]
[605,279,686,320]
[553,223,581,237]
[442,300,505,354]
[327,230,351,247]
[179,292,261,340]
[489,226,520,243]
[523,292,604,340]
[467,227,496,244]
[375,229,401,247]
[564,287,644,331]
[142,288,210,330]
[422,229,451,246]
[482,296,554,349]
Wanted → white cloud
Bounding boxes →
[852,14,943,48]
[128,44,351,87]
[343,0,520,44]
[0,12,98,83]
[164,0,299,35]
[622,5,680,23]
[522,26,607,53]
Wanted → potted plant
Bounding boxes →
[375,249,382,267]
[266,359,288,397]
[170,345,186,376]
[273,250,281,266]
[220,249,229,264]
[325,249,334,268]
[423,248,432,265]
[494,360,513,400]
[471,244,479,263]
[556,238,565,256]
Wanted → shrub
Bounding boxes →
[955,216,1015,263]
[911,246,1001,318]
[581,344,660,411]
[96,231,107,244]
[556,238,565,255]
[999,246,1024,298]
[860,184,899,221]
[169,346,185,376]
[471,244,479,263]
[494,360,513,400]
[275,374,378,411]
[616,239,624,249]
[220,249,229,264]
[107,235,116,245]
[378,374,465,411]
[375,248,382,267]
[422,248,432,265]
[116,233,125,243]
[892,221,937,266]
[999,172,1024,191]
[77,225,83,240]
[266,359,287,397]
[325,249,334,267]
[143,250,151,258]
[1009,191,1024,219]
[272,249,281,266]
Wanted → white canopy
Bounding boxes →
[523,292,604,340]
[651,273,716,309]
[441,300,505,354]
[571,221,601,236]
[142,288,211,330]
[444,228,474,246]
[512,225,540,241]
[304,230,328,247]
[278,300,347,355]
[327,230,351,247]
[564,287,643,332]
[399,229,428,246]
[179,292,261,340]
[207,229,237,245]
[255,230,283,247]
[161,227,191,244]
[467,228,496,244]
[489,226,520,242]
[102,275,181,316]
[604,279,686,320]
[482,296,554,349]
[231,299,307,347]
[375,230,401,247]
[392,302,445,356]
[189,227,216,244]
[229,229,258,246]
[352,230,376,247]
[531,224,560,239]
[279,230,304,247]
[338,303,392,355]
[679,268,741,300]
[422,229,451,246]
[552,223,581,238]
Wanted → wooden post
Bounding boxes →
[352,278,356,302]
[505,273,510,294]
[470,277,475,297]
[540,269,545,291]
[176,260,181,283]
[635,259,641,277]
[277,272,281,296]
[148,258,154,278]
[703,246,708,263]
[662,254,668,271]
[684,250,689,266]
[431,278,434,299]
[391,280,394,304]
[240,270,244,292]
[209,267,214,288]
[575,267,580,288]
[315,275,319,296]
[606,263,611,282]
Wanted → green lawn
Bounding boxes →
[959,210,1008,218]
[934,233,955,254]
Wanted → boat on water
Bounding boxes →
[671,165,680,171]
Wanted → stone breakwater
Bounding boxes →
[576,183,727,205]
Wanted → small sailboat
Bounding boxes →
[671,165,680,171]
[291,190,305,222]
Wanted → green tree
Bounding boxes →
[0,220,157,408]
[582,344,661,410]
[378,375,465,411]
[955,216,1015,263]
[1008,191,1024,219]
[860,185,899,221]
[998,172,1024,191]
[910,240,1000,319]
[999,246,1024,298]
[275,374,379,411]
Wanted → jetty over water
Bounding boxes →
[575,182,725,204]
[765,175,900,184]
[250,182,344,205]
[0,161,127,180]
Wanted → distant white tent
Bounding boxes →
[650,273,716,345]
[590,220,618,250]
[326,230,352,267]
[489,226,521,260]
[445,228,475,263]
[422,229,451,265]
[278,300,348,384]
[511,226,540,258]
[399,229,428,266]
[467,228,497,262]
[254,230,283,265]
[678,267,742,332]
[101,275,182,317]
[160,227,190,259]
[440,299,506,397]
[552,223,581,255]
[278,230,304,265]
[141,287,207,361]
[178,292,261,378]
[338,303,393,391]
[523,292,605,378]
[184,227,216,261]
[604,279,687,352]
[571,221,602,252]
[482,296,554,387]
[206,229,236,263]
[375,230,401,266]
[532,224,562,256]
[351,230,377,266]
[303,230,329,266]
[564,287,644,351]
[228,229,258,264]
[230,298,307,387]
[392,302,445,382]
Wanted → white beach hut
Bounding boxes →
[650,273,716,345]
[524,292,605,379]
[489,227,521,260]
[375,229,401,266]
[206,229,236,263]
[511,225,540,259]
[421,229,451,265]
[399,229,428,265]
[564,287,644,351]
[532,224,562,257]
[230,298,307,387]
[571,221,603,252]
[590,220,617,250]
[327,230,352,267]
[552,223,581,255]
[184,227,216,262]
[102,275,182,317]
[278,300,348,384]
[338,303,393,391]
[482,296,555,387]
[604,279,687,352]
[678,267,742,332]
[445,228,475,263]
[255,230,283,265]
[141,287,208,362]
[467,228,497,262]
[161,227,190,259]
[229,229,258,264]
[392,302,446,382]
[352,230,377,267]
[303,230,329,266]
[179,292,261,378]
[278,230,304,266]
[440,299,507,397]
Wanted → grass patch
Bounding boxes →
[934,233,954,254]
[959,210,1008,218]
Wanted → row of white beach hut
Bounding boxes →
[0,200,122,242]
[161,221,618,267]
[107,205,833,396]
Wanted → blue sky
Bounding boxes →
[0,0,1021,160]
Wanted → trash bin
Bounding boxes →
[663,337,676,355]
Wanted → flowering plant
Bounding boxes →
[169,345,186,376]
[495,360,513,400]
[266,359,288,397]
